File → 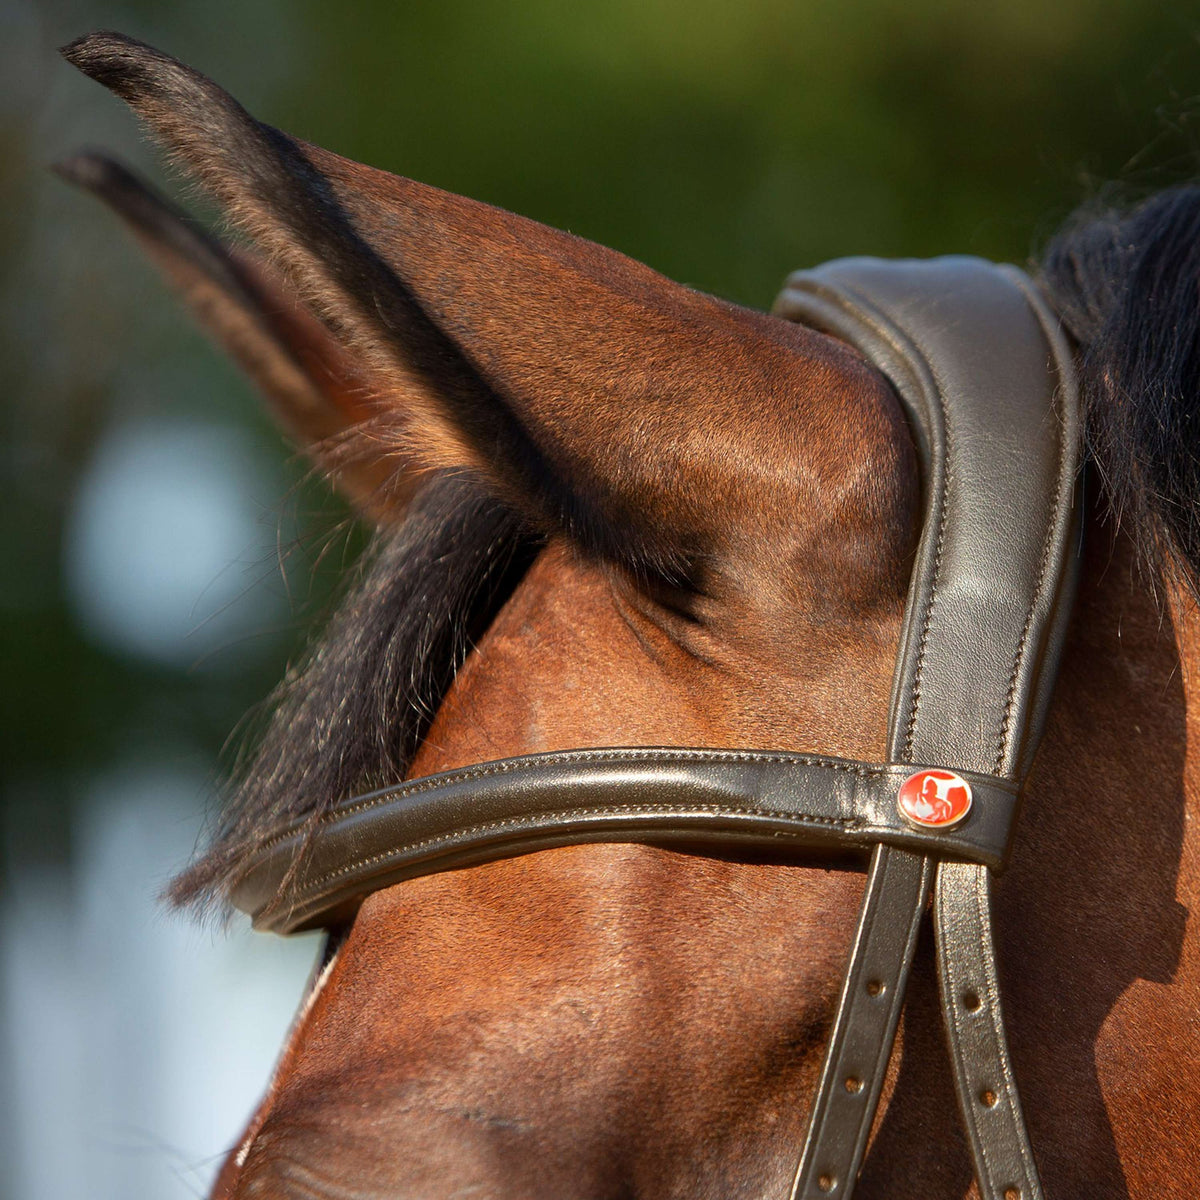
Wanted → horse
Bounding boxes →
[58,31,1200,1200]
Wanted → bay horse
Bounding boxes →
[59,31,1199,1200]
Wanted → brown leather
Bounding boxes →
[776,258,1079,1200]
[231,750,1020,934]
[929,276,1080,1200]
[936,861,1041,1200]
[774,259,1080,785]
[791,845,933,1199]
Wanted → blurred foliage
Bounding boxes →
[5,0,1200,868]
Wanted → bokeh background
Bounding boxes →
[5,1,1200,1196]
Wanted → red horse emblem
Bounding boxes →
[897,769,973,828]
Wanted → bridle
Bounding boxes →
[231,256,1081,1200]
[232,256,1080,1199]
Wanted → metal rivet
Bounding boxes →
[962,990,982,1012]
[844,1076,864,1094]
[817,1173,837,1193]
[980,1088,998,1108]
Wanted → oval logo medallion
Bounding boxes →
[897,769,972,828]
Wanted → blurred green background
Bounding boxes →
[9,0,1200,866]
[4,0,1200,1195]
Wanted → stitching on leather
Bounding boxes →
[935,869,993,1186]
[788,277,947,765]
[801,848,923,1184]
[903,361,951,761]
[298,802,864,892]
[995,392,1068,775]
[249,751,883,855]
[903,474,949,760]
[972,865,1033,1188]
[972,866,1003,1188]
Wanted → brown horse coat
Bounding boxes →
[60,31,1200,1200]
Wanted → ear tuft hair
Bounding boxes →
[63,31,225,115]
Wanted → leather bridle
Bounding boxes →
[231,256,1081,1200]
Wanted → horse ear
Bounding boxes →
[62,32,900,580]
[53,154,410,519]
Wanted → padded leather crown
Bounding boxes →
[774,257,1080,1200]
[775,257,1081,782]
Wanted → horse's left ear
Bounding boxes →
[62,32,910,585]
[53,154,408,519]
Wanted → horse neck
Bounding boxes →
[1164,563,1200,911]
[956,516,1200,1199]
[1168,583,1200,804]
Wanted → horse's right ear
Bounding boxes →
[62,32,907,587]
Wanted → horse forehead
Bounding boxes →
[404,545,717,776]
[406,540,900,786]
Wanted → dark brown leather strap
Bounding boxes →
[924,273,1078,1200]
[791,845,932,1199]
[776,258,1079,1200]
[936,862,1042,1200]
[231,750,1019,934]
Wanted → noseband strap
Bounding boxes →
[233,256,1081,1200]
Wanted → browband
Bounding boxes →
[232,750,1021,932]
[232,256,1081,1200]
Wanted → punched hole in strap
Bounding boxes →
[1004,1189,1021,1200]
[865,978,885,997]
[962,989,982,1013]
[843,1076,864,1094]
[979,1088,999,1108]
[817,1173,837,1193]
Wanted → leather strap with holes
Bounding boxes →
[776,257,1078,1200]
[936,862,1041,1200]
[790,844,932,1198]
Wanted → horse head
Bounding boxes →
[59,31,1200,1200]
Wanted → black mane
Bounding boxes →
[169,476,538,910]
[1040,186,1200,597]
[173,190,1200,912]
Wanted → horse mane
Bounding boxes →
[1039,185,1200,600]
[171,189,1200,913]
[168,475,538,911]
